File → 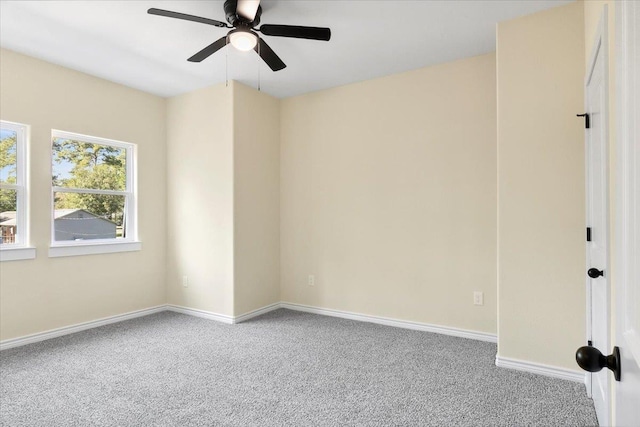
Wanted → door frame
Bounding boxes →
[615,0,640,423]
[584,5,610,422]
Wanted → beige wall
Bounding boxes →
[496,2,585,369]
[0,49,167,340]
[280,53,497,333]
[165,81,280,318]
[165,83,235,316]
[233,82,281,316]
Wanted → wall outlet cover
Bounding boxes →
[474,291,484,306]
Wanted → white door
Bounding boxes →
[615,1,640,425]
[585,7,610,425]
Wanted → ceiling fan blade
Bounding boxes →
[255,38,286,71]
[259,24,331,41]
[236,0,261,22]
[148,8,228,28]
[188,37,228,62]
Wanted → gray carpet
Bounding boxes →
[0,309,597,426]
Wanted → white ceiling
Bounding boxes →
[0,0,572,99]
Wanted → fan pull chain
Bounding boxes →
[257,41,261,92]
[225,37,229,87]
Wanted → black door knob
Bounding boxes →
[588,268,604,278]
[575,345,621,381]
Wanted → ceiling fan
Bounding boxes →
[148,0,331,71]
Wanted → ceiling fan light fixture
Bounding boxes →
[148,1,330,71]
[229,29,258,51]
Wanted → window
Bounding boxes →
[49,130,140,257]
[0,120,34,261]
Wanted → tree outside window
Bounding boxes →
[51,131,136,244]
[0,121,26,247]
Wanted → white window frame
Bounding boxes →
[49,130,140,258]
[0,120,35,262]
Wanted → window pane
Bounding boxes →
[0,129,17,184]
[52,138,126,191]
[0,189,18,245]
[54,192,126,241]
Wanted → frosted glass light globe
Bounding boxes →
[230,31,257,52]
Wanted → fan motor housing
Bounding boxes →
[224,0,262,27]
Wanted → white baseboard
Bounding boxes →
[166,303,281,324]
[495,355,586,383]
[4,302,583,389]
[1,300,494,350]
[165,304,234,324]
[0,305,167,351]
[280,302,497,343]
[1,303,250,351]
[234,302,281,324]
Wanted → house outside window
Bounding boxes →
[50,130,140,257]
[0,120,34,261]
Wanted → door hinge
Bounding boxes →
[588,340,592,346]
[587,227,592,242]
[577,113,590,129]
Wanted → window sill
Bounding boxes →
[0,247,37,262]
[49,241,142,258]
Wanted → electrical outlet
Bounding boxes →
[474,291,483,306]
[308,275,315,286]
[182,275,189,288]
